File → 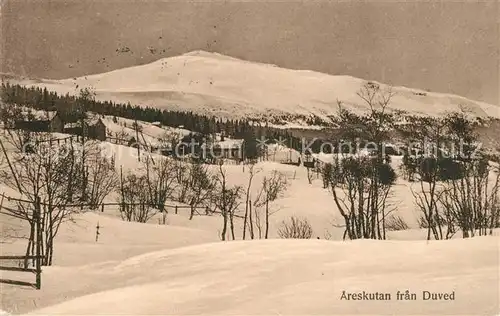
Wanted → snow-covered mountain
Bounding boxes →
[19,50,500,124]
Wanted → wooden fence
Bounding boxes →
[0,189,245,289]
[96,202,244,219]
[0,195,44,289]
[0,255,43,289]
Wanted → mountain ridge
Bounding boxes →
[14,51,500,125]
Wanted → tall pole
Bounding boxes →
[120,165,125,216]
[135,120,140,162]
[35,196,42,290]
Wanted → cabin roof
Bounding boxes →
[64,117,103,128]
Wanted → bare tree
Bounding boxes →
[321,163,333,189]
[405,115,464,240]
[254,170,288,239]
[143,156,177,212]
[85,144,119,209]
[118,173,157,223]
[410,149,447,239]
[327,83,398,240]
[277,216,313,239]
[243,163,261,239]
[327,156,397,240]
[175,161,192,204]
[354,82,397,150]
[186,163,215,220]
[214,163,242,240]
[0,132,85,266]
[438,113,500,237]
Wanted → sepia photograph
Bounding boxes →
[0,0,499,315]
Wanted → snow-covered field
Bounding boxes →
[2,237,499,315]
[18,51,500,124]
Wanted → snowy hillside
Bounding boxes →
[1,112,499,315]
[101,115,191,147]
[20,51,500,124]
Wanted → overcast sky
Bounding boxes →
[1,0,498,105]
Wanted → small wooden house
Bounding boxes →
[64,117,107,141]
[14,111,63,133]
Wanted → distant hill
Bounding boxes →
[16,51,500,126]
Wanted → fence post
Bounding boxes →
[101,204,104,213]
[175,205,178,214]
[35,196,42,290]
[95,222,100,242]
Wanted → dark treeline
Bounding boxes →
[0,82,309,154]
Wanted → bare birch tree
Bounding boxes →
[214,163,242,240]
[175,161,192,204]
[0,132,85,266]
[439,112,500,237]
[118,173,157,223]
[254,170,288,239]
[85,143,119,209]
[406,116,451,240]
[327,82,398,240]
[143,156,177,212]
[243,163,261,239]
[186,163,215,220]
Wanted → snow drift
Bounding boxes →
[28,237,499,315]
